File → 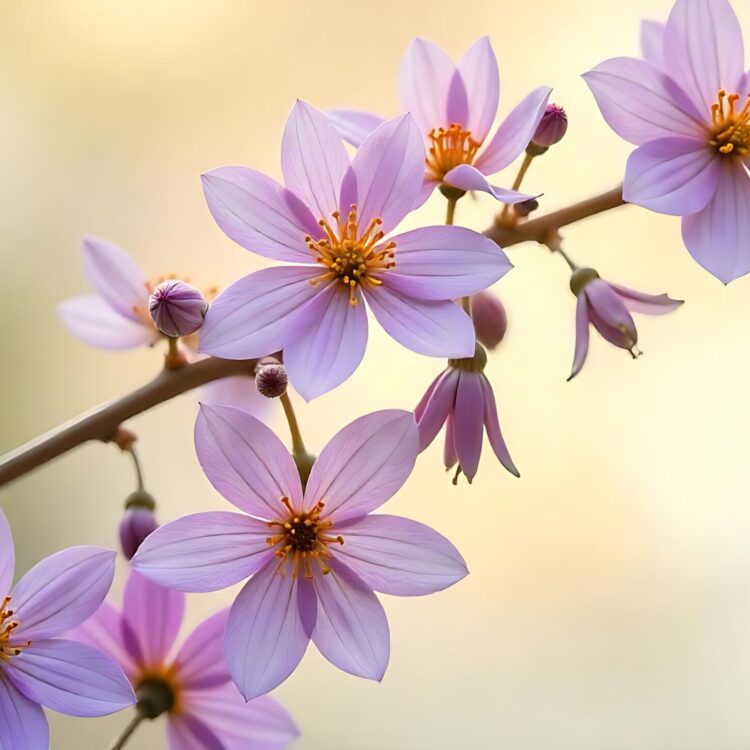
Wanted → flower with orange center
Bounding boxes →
[710,90,750,156]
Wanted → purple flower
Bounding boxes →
[199,100,512,400]
[0,509,134,749]
[584,0,750,283]
[415,344,519,483]
[328,37,552,201]
[132,405,467,699]
[531,104,568,148]
[71,570,298,749]
[149,280,207,338]
[568,268,684,381]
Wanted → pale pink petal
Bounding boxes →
[414,372,441,422]
[445,70,469,127]
[0,509,14,597]
[443,164,536,203]
[304,410,418,524]
[173,610,230,690]
[444,414,458,469]
[458,36,500,142]
[453,371,485,482]
[416,369,459,451]
[0,674,48,750]
[610,284,685,315]
[480,376,520,477]
[568,294,591,382]
[641,20,666,68]
[328,109,386,148]
[585,280,638,349]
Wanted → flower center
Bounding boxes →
[136,673,179,719]
[0,596,29,661]
[305,205,395,306]
[709,90,750,156]
[425,124,481,181]
[266,497,344,579]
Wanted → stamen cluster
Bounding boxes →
[710,90,750,156]
[426,124,481,180]
[0,596,27,661]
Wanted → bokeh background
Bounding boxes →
[2,0,750,747]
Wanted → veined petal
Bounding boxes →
[444,413,458,469]
[328,109,386,148]
[582,57,705,145]
[198,266,322,359]
[585,280,638,349]
[480,376,520,477]
[0,509,14,598]
[568,293,591,382]
[453,370,485,482]
[475,86,552,174]
[201,166,319,262]
[458,36,500,142]
[416,369,459,451]
[132,513,276,593]
[11,547,115,641]
[195,404,304,518]
[0,674,48,750]
[624,136,720,215]
[281,100,350,221]
[365,284,475,358]
[641,20,666,68]
[609,284,685,315]
[332,514,467,596]
[444,164,536,203]
[305,410,418,524]
[173,610,230,691]
[446,70,469,128]
[414,371,441,422]
[283,282,368,401]
[167,715,223,750]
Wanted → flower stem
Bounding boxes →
[279,391,306,456]
[511,152,534,192]
[445,196,457,226]
[164,337,187,370]
[125,445,145,492]
[109,711,145,750]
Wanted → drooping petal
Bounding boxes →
[6,639,134,717]
[195,404,304,517]
[173,609,230,690]
[81,236,148,322]
[568,294,591,382]
[282,282,368,401]
[452,370,485,482]
[58,296,155,350]
[0,509,14,598]
[132,512,275,593]
[304,409,418,524]
[311,565,389,681]
[281,100,351,221]
[0,674,48,750]
[609,284,685,315]
[198,266,322,360]
[167,715,224,750]
[225,561,309,700]
[201,166,319,262]
[444,414,458,469]
[641,20,666,68]
[663,0,745,112]
[414,371,441,422]
[585,280,638,349]
[475,86,552,174]
[365,284,475,358]
[582,57,704,145]
[349,114,425,231]
[415,369,459,451]
[443,165,537,203]
[327,109,386,148]
[332,514,467,596]
[11,547,115,641]
[480,376,520,477]
[398,37,456,135]
[458,36,500,142]
[385,225,512,301]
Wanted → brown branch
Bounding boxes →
[0,357,257,488]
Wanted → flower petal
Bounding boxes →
[445,70,469,128]
[582,57,704,145]
[568,293,591,382]
[167,715,224,750]
[198,266,322,359]
[0,510,14,598]
[201,166,319,262]
[458,36,500,142]
[663,0,745,112]
[132,512,275,593]
[7,639,134,717]
[585,280,638,349]
[475,86,552,174]
[199,374,273,423]
[327,109,386,148]
[416,369,459,451]
[443,164,536,203]
[444,413,458,469]
[332,514,467,595]
[173,609,230,690]
[283,282,368,401]
[195,404,304,518]
[11,547,115,641]
[480,376,520,477]
[58,296,155,350]
[311,565,389,681]
[304,410,418,523]
[365,285,475,358]
[682,161,750,283]
[281,100,350,221]
[386,225,512,301]
[225,562,309,700]
[453,371,485,482]
[609,284,685,315]
[0,674,48,750]
[641,20,666,68]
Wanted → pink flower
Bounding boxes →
[584,0,750,283]
[0,509,134,749]
[199,100,512,400]
[329,37,552,201]
[568,268,684,381]
[415,344,519,483]
[72,570,298,749]
[132,406,467,699]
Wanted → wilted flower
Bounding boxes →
[200,100,512,400]
[584,0,750,283]
[416,344,519,483]
[329,37,552,201]
[470,290,508,349]
[133,406,467,699]
[568,267,684,380]
[531,104,568,149]
[72,570,299,750]
[0,509,133,749]
[149,280,207,337]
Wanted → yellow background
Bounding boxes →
[2,0,750,747]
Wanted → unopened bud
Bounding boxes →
[471,291,507,349]
[570,267,600,297]
[255,360,288,398]
[514,198,539,218]
[149,280,207,337]
[530,104,568,150]
[119,490,158,560]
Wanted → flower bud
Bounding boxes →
[255,360,288,398]
[119,490,157,560]
[470,291,507,349]
[530,104,568,149]
[149,280,207,337]
[514,198,539,218]
[569,267,600,297]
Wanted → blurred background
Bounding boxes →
[2,0,750,747]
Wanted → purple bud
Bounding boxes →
[514,198,539,218]
[119,490,158,560]
[470,291,508,349]
[255,360,288,398]
[531,104,568,148]
[149,280,207,337]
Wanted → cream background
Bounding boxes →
[2,0,750,748]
